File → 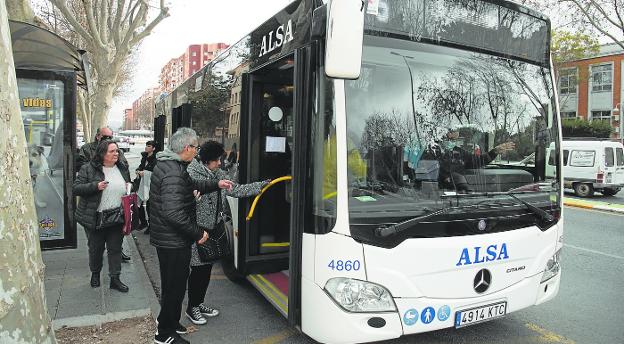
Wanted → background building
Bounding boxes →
[159,42,229,93]
[559,43,624,141]
[132,87,161,130]
[123,108,134,130]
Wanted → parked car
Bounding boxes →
[113,136,131,153]
[562,139,624,197]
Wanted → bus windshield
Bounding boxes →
[344,35,560,247]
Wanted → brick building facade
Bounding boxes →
[559,43,624,140]
[159,43,229,93]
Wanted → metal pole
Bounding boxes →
[621,102,624,145]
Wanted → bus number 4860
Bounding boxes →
[328,260,360,271]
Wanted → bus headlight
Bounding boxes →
[540,249,561,283]
[324,277,397,313]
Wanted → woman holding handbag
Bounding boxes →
[74,140,131,292]
[185,141,269,325]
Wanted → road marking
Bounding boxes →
[253,328,298,344]
[525,323,575,344]
[564,243,624,260]
[564,205,624,216]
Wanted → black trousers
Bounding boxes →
[138,200,150,227]
[84,225,123,277]
[156,247,191,336]
[187,264,213,311]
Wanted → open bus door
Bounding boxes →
[232,49,312,326]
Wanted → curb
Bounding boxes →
[52,309,150,330]
[563,199,624,214]
[128,232,161,323]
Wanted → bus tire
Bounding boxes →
[573,183,594,197]
[221,256,246,284]
[601,188,620,196]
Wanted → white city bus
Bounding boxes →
[156,0,563,342]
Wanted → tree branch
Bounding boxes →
[613,0,624,32]
[586,0,623,32]
[129,0,169,46]
[49,0,94,44]
[562,0,624,49]
[111,0,127,47]
[82,0,107,50]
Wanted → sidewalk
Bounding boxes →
[43,227,157,330]
[563,197,624,214]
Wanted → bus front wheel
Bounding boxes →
[221,256,246,284]
[573,183,594,197]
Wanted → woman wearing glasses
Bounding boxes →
[74,140,131,292]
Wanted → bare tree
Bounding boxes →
[46,0,169,138]
[559,0,624,49]
[0,2,56,343]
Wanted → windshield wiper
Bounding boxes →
[442,191,554,223]
[375,207,449,238]
[506,192,555,222]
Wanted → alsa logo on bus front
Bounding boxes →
[259,20,294,57]
[456,243,509,266]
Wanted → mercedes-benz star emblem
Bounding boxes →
[473,269,491,294]
[478,219,487,231]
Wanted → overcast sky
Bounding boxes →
[108,0,293,128]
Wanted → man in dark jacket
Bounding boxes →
[149,128,232,344]
[77,127,128,172]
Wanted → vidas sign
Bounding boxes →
[456,243,509,266]
[259,20,294,57]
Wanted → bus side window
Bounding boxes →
[563,150,569,166]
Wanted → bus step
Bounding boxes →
[248,271,289,317]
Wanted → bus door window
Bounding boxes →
[248,66,294,256]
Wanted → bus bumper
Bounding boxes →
[301,272,560,342]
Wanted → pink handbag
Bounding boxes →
[121,193,140,235]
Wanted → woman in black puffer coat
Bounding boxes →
[74,140,130,293]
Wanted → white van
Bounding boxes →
[562,139,624,197]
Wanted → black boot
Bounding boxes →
[121,251,131,261]
[90,272,100,288]
[143,226,150,234]
[110,276,129,293]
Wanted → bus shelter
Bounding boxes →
[10,20,87,250]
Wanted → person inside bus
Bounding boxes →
[135,140,159,233]
[437,129,515,192]
[185,141,269,326]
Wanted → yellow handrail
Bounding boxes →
[246,176,292,221]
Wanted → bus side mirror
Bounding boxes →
[324,0,365,79]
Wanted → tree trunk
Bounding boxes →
[0,2,56,343]
[90,78,116,137]
[6,0,35,23]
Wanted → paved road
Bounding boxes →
[131,149,623,343]
[564,189,624,205]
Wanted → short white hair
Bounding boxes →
[169,127,198,153]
